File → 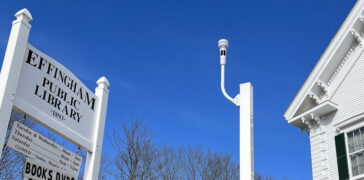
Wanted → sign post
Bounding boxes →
[0,9,32,158]
[218,39,254,179]
[84,77,109,180]
[240,83,254,180]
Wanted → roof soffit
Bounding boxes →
[284,0,364,122]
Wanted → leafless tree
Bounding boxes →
[110,119,159,180]
[156,146,183,179]
[201,151,239,180]
[181,146,239,180]
[182,146,202,180]
[254,174,291,180]
[108,119,286,180]
[98,153,112,180]
[255,175,273,180]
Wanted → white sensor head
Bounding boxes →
[218,39,228,65]
[218,39,228,49]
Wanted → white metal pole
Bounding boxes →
[218,39,254,179]
[0,9,32,158]
[84,76,110,180]
[240,82,254,180]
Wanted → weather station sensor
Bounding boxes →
[218,39,254,180]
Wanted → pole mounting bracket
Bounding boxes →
[233,94,240,107]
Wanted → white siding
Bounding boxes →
[309,52,364,179]
[310,129,329,179]
[331,52,364,124]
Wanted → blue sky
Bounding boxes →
[0,0,358,179]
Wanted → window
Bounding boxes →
[347,127,364,176]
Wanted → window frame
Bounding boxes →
[335,114,364,180]
[345,126,364,179]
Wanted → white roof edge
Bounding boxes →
[288,101,338,125]
[284,0,364,121]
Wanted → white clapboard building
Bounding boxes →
[284,0,364,179]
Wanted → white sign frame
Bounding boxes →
[0,9,110,180]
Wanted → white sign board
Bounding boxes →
[23,158,76,180]
[7,121,82,176]
[0,9,110,180]
[14,44,97,145]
